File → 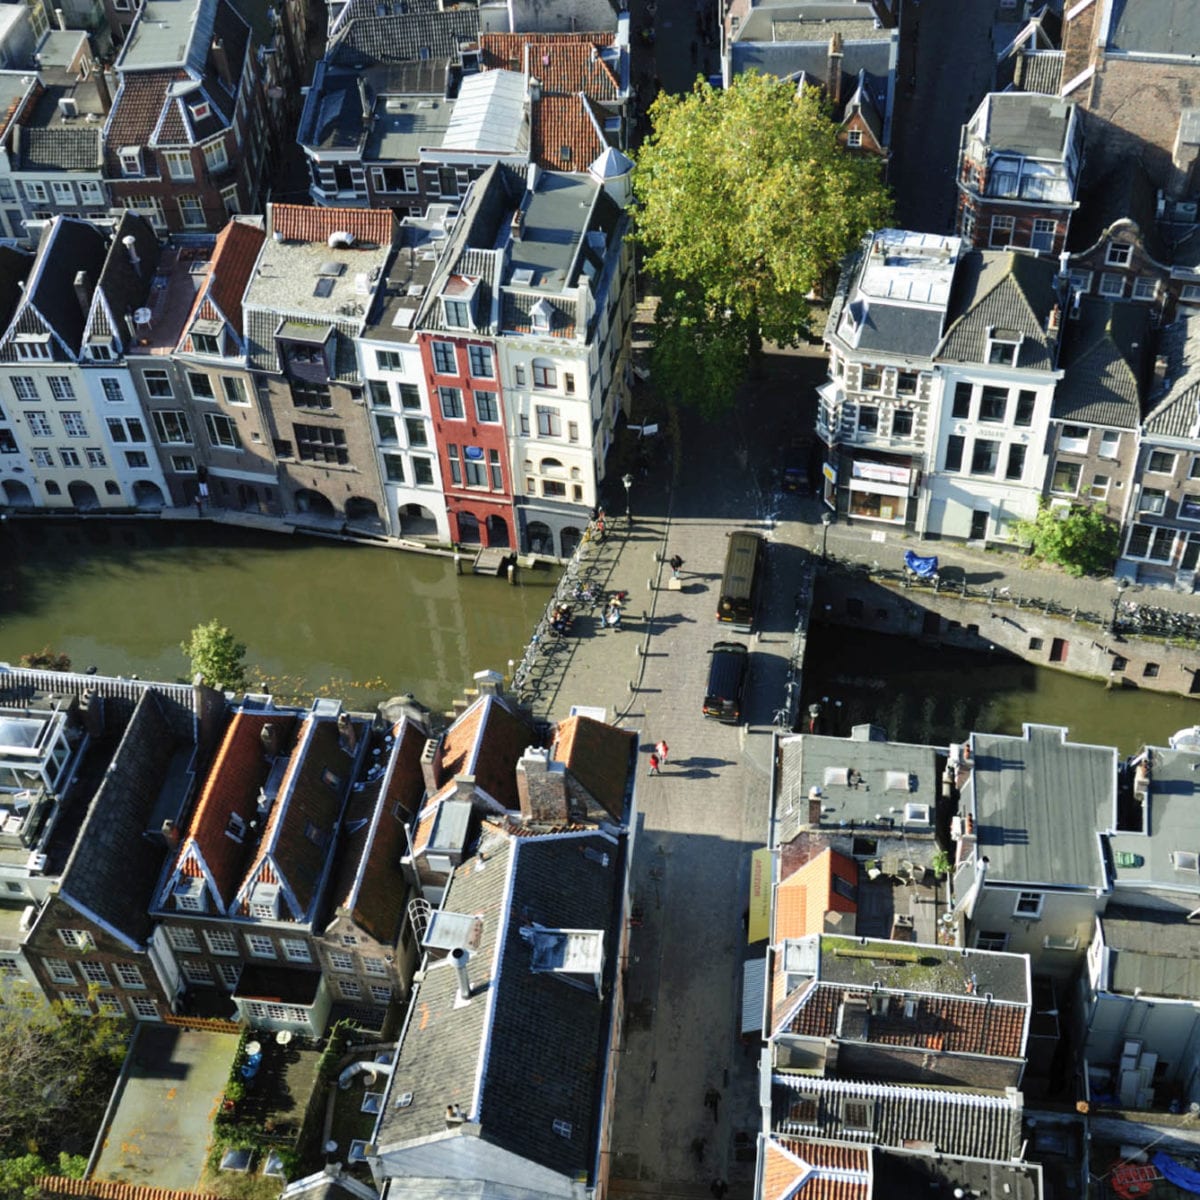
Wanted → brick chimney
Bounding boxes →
[73,269,91,320]
[161,819,181,850]
[473,668,503,697]
[827,32,844,109]
[516,747,569,824]
[210,38,233,91]
[808,785,824,826]
[421,734,444,794]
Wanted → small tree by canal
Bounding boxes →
[182,619,249,692]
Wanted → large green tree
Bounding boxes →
[1012,500,1120,577]
[181,619,248,692]
[633,72,892,411]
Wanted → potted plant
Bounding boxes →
[931,849,952,880]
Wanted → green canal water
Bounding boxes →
[802,625,1198,756]
[0,519,558,713]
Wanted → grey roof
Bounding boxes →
[1052,298,1152,428]
[330,7,481,68]
[874,1146,1043,1200]
[967,725,1113,890]
[1142,313,1200,441]
[364,213,451,344]
[0,245,33,331]
[482,0,620,34]
[774,731,941,848]
[980,92,1073,160]
[15,127,103,172]
[442,70,527,155]
[771,1075,1025,1160]
[1107,746,1200,895]
[59,690,189,946]
[845,303,945,356]
[936,251,1058,369]
[1100,904,1200,1000]
[730,37,892,87]
[119,0,219,71]
[92,212,161,337]
[378,829,624,1184]
[1106,0,1195,55]
[1013,50,1064,96]
[1067,158,1167,261]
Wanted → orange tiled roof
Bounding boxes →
[36,1179,216,1200]
[480,33,619,100]
[763,1138,870,1200]
[533,93,605,172]
[269,203,395,246]
[182,711,297,908]
[195,219,264,338]
[551,714,634,821]
[437,694,536,811]
[775,848,858,941]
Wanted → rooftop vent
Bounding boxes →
[327,231,355,249]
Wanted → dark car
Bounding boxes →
[781,438,814,493]
[703,641,749,724]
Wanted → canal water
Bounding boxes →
[802,625,1197,756]
[0,519,558,713]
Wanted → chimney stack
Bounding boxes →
[122,233,141,272]
[516,747,570,824]
[337,711,358,755]
[451,946,472,1000]
[93,65,111,114]
[827,32,844,108]
[358,75,372,122]
[73,269,91,319]
[54,7,66,30]
[808,785,824,826]
[161,819,181,850]
[210,38,232,91]
[420,734,444,793]
[261,722,280,758]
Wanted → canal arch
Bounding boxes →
[397,503,438,539]
[2,479,33,507]
[294,488,334,516]
[68,481,100,511]
[485,514,510,547]
[345,496,381,526]
[133,481,165,510]
[526,521,552,554]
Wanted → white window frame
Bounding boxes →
[246,934,276,959]
[1013,891,1043,918]
[58,928,93,950]
[166,925,201,952]
[113,962,146,989]
[328,950,354,972]
[204,929,239,956]
[281,938,312,963]
[163,149,195,181]
[45,957,74,984]
[1105,241,1133,267]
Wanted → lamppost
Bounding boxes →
[820,510,833,560]
[1110,576,1130,635]
[621,473,633,523]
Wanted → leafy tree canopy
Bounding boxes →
[633,72,892,409]
[1012,500,1120,577]
[181,619,248,692]
[19,648,71,672]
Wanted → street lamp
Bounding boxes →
[621,473,634,522]
[1110,576,1130,635]
[820,510,833,560]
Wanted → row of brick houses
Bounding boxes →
[0,153,633,552]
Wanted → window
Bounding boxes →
[23,180,48,203]
[59,447,81,467]
[1148,450,1176,474]
[468,345,494,378]
[474,391,498,422]
[45,958,74,984]
[48,376,75,401]
[369,381,391,409]
[1097,430,1120,460]
[61,411,87,438]
[246,935,276,959]
[447,443,461,485]
[188,372,215,399]
[178,195,206,229]
[59,990,91,1014]
[164,150,194,181]
[0,430,15,454]
[101,378,124,404]
[1014,891,1043,918]
[951,382,971,419]
[191,331,221,357]
[27,411,51,437]
[376,414,398,444]
[975,931,1008,952]
[89,343,114,361]
[1014,390,1035,426]
[514,364,527,387]
[370,984,392,1004]
[153,411,191,444]
[113,963,146,989]
[205,412,242,450]
[339,978,362,999]
[33,448,54,467]
[403,166,418,191]
[363,956,388,976]
[978,386,1007,422]
[846,129,863,148]
[1030,218,1055,251]
[166,926,201,952]
[130,997,158,1019]
[203,139,228,174]
[1089,474,1110,501]
[1186,495,1200,521]
[563,372,575,395]
[97,994,124,1015]
[860,367,882,392]
[204,929,238,956]
[856,405,879,434]
[376,350,402,373]
[464,455,486,487]
[58,929,92,950]
[384,453,404,483]
[290,380,331,409]
[896,371,918,397]
[943,435,964,472]
[488,448,502,489]
[12,377,37,401]
[1133,276,1159,301]
[444,300,470,328]
[181,960,211,984]
[439,387,464,419]
[1106,241,1133,267]
[543,479,566,497]
[1005,444,1026,481]
[221,184,240,216]
[1058,425,1089,454]
[1099,273,1125,298]
[405,417,427,447]
[126,196,166,231]
[1051,461,1081,494]
[222,377,249,406]
[294,424,347,464]
[125,450,149,468]
[989,215,1014,247]
[216,963,239,989]
[398,384,420,409]
[171,455,194,472]
[537,406,561,437]
[1139,487,1167,515]
[328,951,354,972]
[970,439,999,475]
[16,338,50,361]
[432,342,456,374]
[412,457,433,485]
[568,421,579,443]
[533,362,557,389]
[281,938,312,963]
[987,334,1020,365]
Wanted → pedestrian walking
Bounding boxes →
[670,554,684,578]
[655,739,669,764]
[648,752,660,776]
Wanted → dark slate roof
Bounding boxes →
[849,303,946,357]
[1101,905,1200,1000]
[730,38,892,88]
[330,7,481,68]
[1067,158,1167,261]
[1012,51,1064,96]
[1052,298,1153,427]
[59,690,186,946]
[15,126,103,172]
[0,245,33,330]
[1142,313,1200,441]
[23,217,109,353]
[771,1075,1024,1160]
[93,211,161,334]
[936,250,1058,369]
[874,1147,1043,1200]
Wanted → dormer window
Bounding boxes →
[119,146,143,177]
[441,275,478,330]
[14,334,51,361]
[88,341,114,362]
[174,877,207,912]
[225,812,246,843]
[986,328,1022,366]
[189,100,211,122]
[191,321,223,356]
[1106,241,1133,267]
[444,299,470,328]
[250,882,280,919]
[530,298,553,334]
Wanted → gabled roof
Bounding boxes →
[936,250,1058,369]
[329,5,480,68]
[1053,298,1152,427]
[533,91,605,172]
[775,848,858,940]
[1142,313,1200,441]
[480,32,621,100]
[102,70,175,176]
[762,1136,871,1200]
[270,203,395,247]
[178,217,264,352]
[435,692,538,811]
[88,211,160,346]
[0,245,33,331]
[549,714,634,822]
[1067,158,1167,261]
[771,1074,1024,1160]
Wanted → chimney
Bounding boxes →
[161,819,181,850]
[261,722,280,758]
[808,785,824,826]
[121,233,141,273]
[93,65,110,114]
[451,947,472,1000]
[357,75,372,122]
[54,7,66,30]
[337,711,358,755]
[516,747,569,824]
[1153,354,1170,392]
[210,38,232,91]
[73,269,91,319]
[529,75,541,102]
[454,772,476,801]
[827,32,844,108]
[473,668,503,697]
[1047,303,1060,334]
[511,207,524,241]
[445,1103,466,1127]
[420,734,444,793]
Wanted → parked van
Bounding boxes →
[717,531,766,632]
[704,641,749,724]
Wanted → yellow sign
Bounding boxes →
[748,847,772,944]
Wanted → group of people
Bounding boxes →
[550,603,573,636]
[648,739,669,775]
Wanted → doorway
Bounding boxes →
[969,510,988,541]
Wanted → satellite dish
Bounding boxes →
[133,307,152,325]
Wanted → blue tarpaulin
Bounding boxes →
[1153,1152,1200,1195]
[904,550,939,579]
